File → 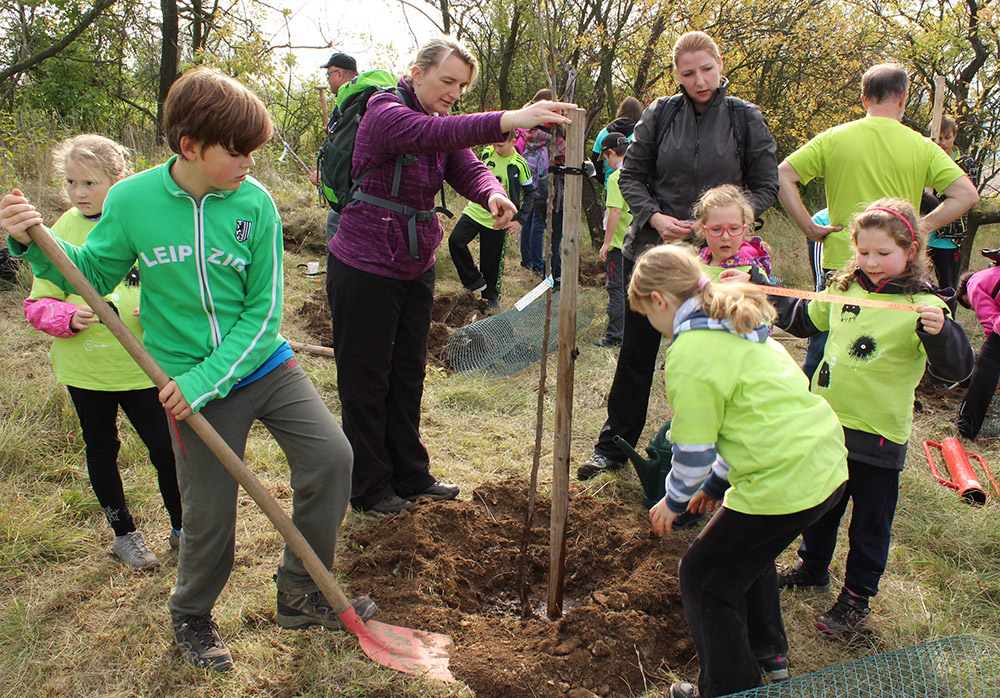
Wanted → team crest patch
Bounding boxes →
[234,219,252,242]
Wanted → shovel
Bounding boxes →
[24,222,454,682]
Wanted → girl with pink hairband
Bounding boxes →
[761,196,974,640]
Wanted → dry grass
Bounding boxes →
[3,166,1000,696]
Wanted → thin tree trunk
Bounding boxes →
[157,0,179,142]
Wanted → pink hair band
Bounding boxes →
[698,276,710,289]
[866,206,915,242]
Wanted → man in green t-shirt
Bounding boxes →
[777,62,979,373]
[779,63,978,272]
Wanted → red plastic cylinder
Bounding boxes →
[940,438,987,505]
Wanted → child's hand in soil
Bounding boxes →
[649,497,679,537]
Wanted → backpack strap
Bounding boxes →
[653,94,684,146]
[726,96,752,173]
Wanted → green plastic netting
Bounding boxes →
[726,635,1000,697]
[446,290,594,378]
[977,395,1000,439]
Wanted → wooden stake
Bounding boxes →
[930,75,946,142]
[318,86,329,129]
[547,108,585,620]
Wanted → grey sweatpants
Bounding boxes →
[167,358,353,619]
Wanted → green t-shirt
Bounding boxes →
[28,208,151,391]
[664,330,848,515]
[786,116,965,270]
[463,147,533,229]
[807,283,948,443]
[605,167,632,251]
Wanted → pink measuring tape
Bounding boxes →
[758,285,921,313]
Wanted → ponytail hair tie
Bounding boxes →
[866,206,915,242]
[697,276,710,289]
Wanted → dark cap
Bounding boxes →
[321,52,357,71]
[601,132,629,152]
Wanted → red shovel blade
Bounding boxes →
[338,606,455,682]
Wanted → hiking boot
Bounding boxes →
[592,337,622,348]
[577,453,625,480]
[112,530,160,570]
[777,559,830,592]
[668,681,699,698]
[816,592,870,637]
[355,495,412,515]
[402,482,460,502]
[761,654,789,681]
[173,614,234,672]
[276,590,377,631]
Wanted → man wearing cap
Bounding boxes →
[309,52,359,241]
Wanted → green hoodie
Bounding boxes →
[12,156,285,412]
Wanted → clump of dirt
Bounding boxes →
[578,258,606,288]
[298,289,332,347]
[341,477,695,697]
[427,291,489,369]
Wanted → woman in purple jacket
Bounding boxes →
[327,36,573,514]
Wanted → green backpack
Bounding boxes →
[317,69,399,211]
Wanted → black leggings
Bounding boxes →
[67,386,182,536]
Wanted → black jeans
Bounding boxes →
[929,246,961,292]
[680,484,845,698]
[327,255,437,509]
[958,332,1000,439]
[602,247,625,342]
[67,385,182,536]
[798,459,899,598]
[595,255,663,458]
[448,214,507,301]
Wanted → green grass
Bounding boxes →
[3,163,1000,696]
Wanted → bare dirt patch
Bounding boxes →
[341,477,695,697]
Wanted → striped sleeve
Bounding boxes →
[665,442,717,513]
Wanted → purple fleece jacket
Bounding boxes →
[330,79,507,280]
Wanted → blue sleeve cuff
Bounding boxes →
[702,472,729,500]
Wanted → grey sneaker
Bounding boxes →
[276,590,377,630]
[577,452,625,480]
[173,614,234,672]
[112,530,160,570]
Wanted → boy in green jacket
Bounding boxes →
[1,67,374,672]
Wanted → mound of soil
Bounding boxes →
[914,373,966,415]
[341,478,695,697]
[578,258,606,288]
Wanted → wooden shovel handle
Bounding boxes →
[26,223,353,615]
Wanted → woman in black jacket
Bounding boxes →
[579,31,778,480]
